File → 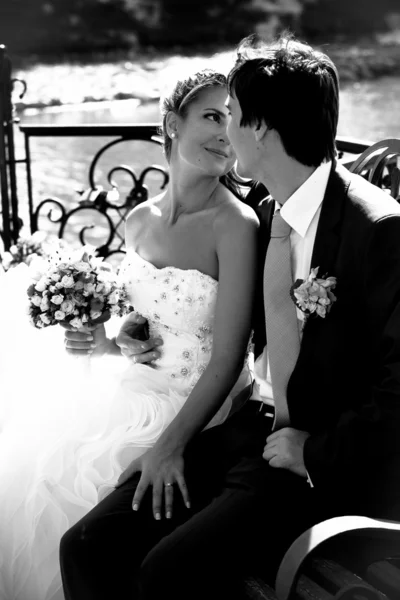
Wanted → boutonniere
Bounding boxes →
[290,267,337,323]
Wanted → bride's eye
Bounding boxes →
[205,113,221,123]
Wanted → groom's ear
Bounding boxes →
[254,121,269,143]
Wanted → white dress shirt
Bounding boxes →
[251,161,332,405]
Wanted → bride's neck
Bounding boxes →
[163,169,220,225]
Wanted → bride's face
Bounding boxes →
[175,86,236,177]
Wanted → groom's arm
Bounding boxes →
[303,214,400,489]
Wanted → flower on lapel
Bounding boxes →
[290,267,337,319]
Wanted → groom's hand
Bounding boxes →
[262,427,310,478]
[116,312,163,365]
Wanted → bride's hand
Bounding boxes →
[62,313,111,356]
[116,444,190,520]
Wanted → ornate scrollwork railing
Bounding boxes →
[349,138,400,200]
[3,42,392,263]
[18,123,169,261]
[12,120,387,263]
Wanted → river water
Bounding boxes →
[338,76,400,141]
[20,75,400,139]
[13,75,400,244]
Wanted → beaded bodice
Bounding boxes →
[121,250,220,393]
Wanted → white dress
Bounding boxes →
[0,249,251,600]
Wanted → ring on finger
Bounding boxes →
[164,482,173,488]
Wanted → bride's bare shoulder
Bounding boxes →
[125,193,165,235]
[214,184,259,234]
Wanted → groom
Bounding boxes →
[60,34,400,599]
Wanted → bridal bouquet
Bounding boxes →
[27,245,132,330]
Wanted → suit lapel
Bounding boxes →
[287,164,351,420]
[253,195,275,357]
[257,195,275,261]
[301,162,350,341]
[309,162,349,277]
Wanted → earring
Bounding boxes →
[170,132,176,139]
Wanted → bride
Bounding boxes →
[0,69,259,600]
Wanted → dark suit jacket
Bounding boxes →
[253,162,400,518]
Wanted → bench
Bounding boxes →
[240,516,400,600]
[241,139,400,600]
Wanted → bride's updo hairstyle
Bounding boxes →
[160,69,225,162]
[160,70,242,198]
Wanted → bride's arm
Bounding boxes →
[117,201,259,519]
[158,204,259,449]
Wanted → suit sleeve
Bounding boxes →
[303,214,400,492]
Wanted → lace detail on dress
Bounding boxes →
[120,250,218,391]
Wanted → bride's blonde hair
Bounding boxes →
[159,69,226,162]
[159,70,243,199]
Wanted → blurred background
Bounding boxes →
[0,0,399,251]
[2,0,400,125]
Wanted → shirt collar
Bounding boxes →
[279,161,332,238]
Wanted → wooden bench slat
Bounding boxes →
[294,574,334,600]
[365,560,400,599]
[243,575,277,600]
[333,584,388,600]
[307,558,366,589]
[306,558,387,599]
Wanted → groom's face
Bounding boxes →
[225,93,257,179]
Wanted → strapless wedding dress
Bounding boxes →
[0,250,251,600]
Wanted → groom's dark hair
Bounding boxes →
[227,32,339,167]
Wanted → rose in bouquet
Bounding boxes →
[27,245,132,331]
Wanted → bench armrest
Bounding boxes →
[275,516,400,600]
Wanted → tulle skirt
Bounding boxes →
[0,265,235,600]
[0,357,194,600]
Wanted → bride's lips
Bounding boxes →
[205,147,230,159]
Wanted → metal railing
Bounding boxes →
[18,123,169,259]
[0,42,383,260]
[0,44,26,249]
[13,121,373,259]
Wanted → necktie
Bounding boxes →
[263,210,300,429]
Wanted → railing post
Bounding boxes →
[0,45,11,249]
[0,44,21,250]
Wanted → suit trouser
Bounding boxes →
[60,406,317,600]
